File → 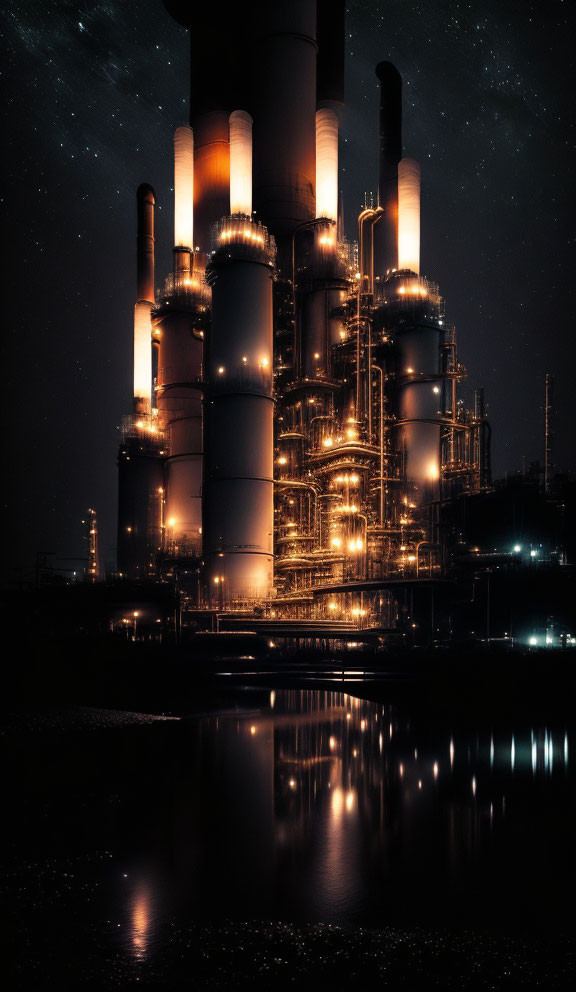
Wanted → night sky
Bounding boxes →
[2,0,574,581]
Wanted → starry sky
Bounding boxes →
[2,0,574,581]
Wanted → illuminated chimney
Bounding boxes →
[315,108,338,222]
[174,125,194,249]
[398,157,420,274]
[134,184,155,412]
[229,110,253,216]
[133,301,153,412]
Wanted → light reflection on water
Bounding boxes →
[116,689,569,957]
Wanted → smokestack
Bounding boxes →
[134,184,155,412]
[133,301,152,412]
[174,126,194,280]
[374,61,402,280]
[136,183,155,304]
[174,126,194,249]
[229,111,253,216]
[398,157,420,274]
[315,108,338,222]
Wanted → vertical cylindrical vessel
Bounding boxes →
[387,273,443,501]
[398,157,420,274]
[117,434,164,578]
[204,218,276,602]
[229,111,253,216]
[373,62,402,283]
[297,223,347,378]
[155,299,204,557]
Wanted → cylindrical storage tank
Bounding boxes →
[253,1,317,260]
[398,158,420,274]
[205,218,276,602]
[315,108,338,223]
[155,300,204,556]
[229,111,253,216]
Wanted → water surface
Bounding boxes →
[4,688,571,984]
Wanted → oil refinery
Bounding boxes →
[114,0,564,643]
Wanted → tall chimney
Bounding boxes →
[136,183,155,304]
[229,111,253,216]
[398,157,420,274]
[134,184,155,412]
[373,62,402,281]
[315,109,339,222]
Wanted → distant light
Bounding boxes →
[250,725,256,735]
[218,367,225,374]
[328,601,338,610]
[433,385,440,394]
[529,636,538,646]
[530,549,538,558]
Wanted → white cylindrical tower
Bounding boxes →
[205,217,276,603]
[398,157,420,275]
[174,125,194,249]
[229,111,253,216]
[315,108,338,223]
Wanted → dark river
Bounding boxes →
[4,686,572,986]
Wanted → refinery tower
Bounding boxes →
[117,0,490,628]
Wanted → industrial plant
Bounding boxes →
[114,1,568,644]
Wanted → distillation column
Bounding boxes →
[117,184,164,578]
[155,126,204,557]
[389,152,443,502]
[204,211,275,602]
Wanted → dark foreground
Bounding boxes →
[3,647,574,990]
